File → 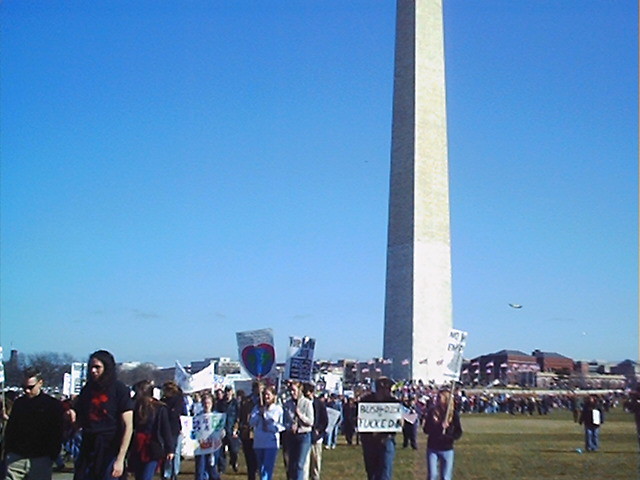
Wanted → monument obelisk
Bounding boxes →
[383,0,452,381]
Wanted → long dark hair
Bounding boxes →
[88,350,117,390]
[134,380,160,425]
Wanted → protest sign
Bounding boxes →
[357,403,403,433]
[326,406,342,433]
[175,361,194,393]
[180,416,196,457]
[71,362,87,395]
[213,374,226,392]
[233,379,254,396]
[62,373,71,396]
[429,329,468,385]
[284,336,315,382]
[402,412,418,425]
[322,372,343,395]
[186,412,226,456]
[236,329,276,379]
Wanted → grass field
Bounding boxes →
[174,409,637,479]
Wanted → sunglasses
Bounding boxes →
[23,384,37,391]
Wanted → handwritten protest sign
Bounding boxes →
[357,403,402,433]
[180,416,196,457]
[284,336,315,382]
[236,329,276,379]
[184,412,226,456]
[429,329,468,385]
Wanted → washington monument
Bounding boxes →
[383,0,452,381]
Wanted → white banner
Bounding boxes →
[284,336,315,382]
[175,361,218,394]
[191,363,215,392]
[357,403,402,433]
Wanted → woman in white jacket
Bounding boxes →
[249,385,285,480]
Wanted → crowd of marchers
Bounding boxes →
[1,349,639,480]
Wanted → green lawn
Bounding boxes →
[177,408,638,479]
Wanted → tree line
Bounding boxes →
[3,352,168,388]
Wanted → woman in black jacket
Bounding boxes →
[423,389,463,480]
[161,381,187,480]
[129,380,175,480]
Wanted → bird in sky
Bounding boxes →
[509,303,523,309]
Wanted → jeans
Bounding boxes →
[64,432,82,462]
[585,427,600,451]
[287,432,311,480]
[195,453,220,480]
[325,420,341,448]
[163,434,182,479]
[361,435,395,480]
[241,436,257,480]
[132,460,158,480]
[427,449,454,480]
[254,448,278,480]
[74,456,120,480]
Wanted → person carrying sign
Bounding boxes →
[193,393,222,480]
[249,385,285,480]
[423,389,463,480]
[359,377,400,480]
[579,395,604,452]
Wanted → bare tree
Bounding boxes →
[117,363,162,386]
[26,352,76,388]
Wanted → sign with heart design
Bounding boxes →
[236,328,276,379]
[241,343,275,378]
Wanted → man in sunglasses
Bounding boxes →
[4,367,64,480]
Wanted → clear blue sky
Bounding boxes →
[1,0,637,367]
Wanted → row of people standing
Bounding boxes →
[0,364,463,480]
[238,380,327,480]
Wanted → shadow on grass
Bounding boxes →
[538,449,636,454]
